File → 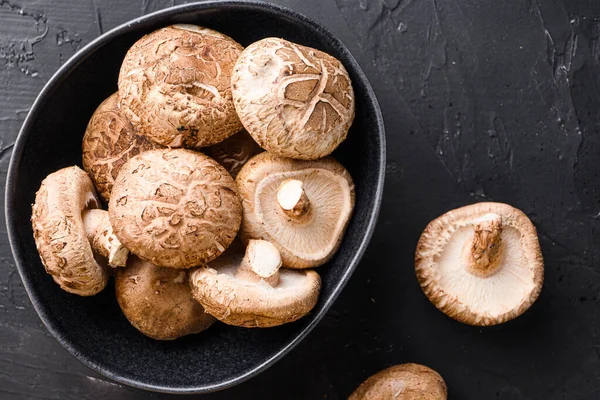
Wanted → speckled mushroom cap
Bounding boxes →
[31,166,108,296]
[118,25,243,148]
[205,129,263,177]
[232,37,355,160]
[116,256,215,340]
[82,93,162,201]
[349,364,447,400]
[109,148,242,268]
[189,241,321,328]
[415,202,544,326]
[236,152,355,268]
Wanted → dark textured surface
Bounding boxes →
[1,0,599,399]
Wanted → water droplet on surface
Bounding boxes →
[386,161,400,175]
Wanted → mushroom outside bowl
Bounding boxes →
[4,1,385,394]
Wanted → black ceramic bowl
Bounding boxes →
[5,0,385,394]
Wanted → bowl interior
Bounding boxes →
[6,1,384,393]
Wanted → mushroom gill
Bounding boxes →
[189,240,321,328]
[236,152,355,269]
[415,202,544,326]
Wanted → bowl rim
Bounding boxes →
[5,0,386,394]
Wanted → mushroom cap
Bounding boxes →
[82,93,163,202]
[236,152,355,268]
[116,256,215,340]
[415,202,544,326]
[118,25,243,149]
[349,364,447,400]
[109,148,242,268]
[31,166,108,296]
[205,129,263,177]
[232,37,355,160]
[189,241,321,327]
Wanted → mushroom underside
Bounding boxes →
[416,202,544,325]
[31,166,109,296]
[433,226,536,318]
[245,168,353,266]
[190,262,320,328]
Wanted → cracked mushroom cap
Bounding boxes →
[82,93,163,202]
[349,364,447,400]
[31,166,128,296]
[109,148,242,269]
[118,25,243,148]
[236,152,355,269]
[190,240,321,327]
[232,37,355,160]
[205,129,263,177]
[415,202,544,326]
[116,256,215,340]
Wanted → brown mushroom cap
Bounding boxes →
[190,240,321,327]
[31,166,109,295]
[232,37,355,160]
[82,93,163,202]
[109,148,242,269]
[118,25,243,149]
[236,152,355,268]
[205,129,263,177]
[415,202,544,326]
[116,256,215,340]
[349,364,447,400]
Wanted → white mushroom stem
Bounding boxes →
[466,213,504,277]
[277,179,310,219]
[236,240,282,287]
[82,209,129,267]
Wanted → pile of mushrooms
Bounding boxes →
[31,24,356,340]
[29,21,545,394]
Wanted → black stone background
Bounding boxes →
[2,0,600,398]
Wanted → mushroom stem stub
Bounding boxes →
[466,213,503,277]
[82,209,128,267]
[277,179,310,219]
[236,240,282,286]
